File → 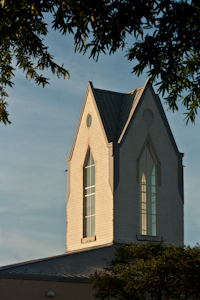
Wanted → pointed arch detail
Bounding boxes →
[83,147,95,238]
[136,134,161,185]
[137,134,161,237]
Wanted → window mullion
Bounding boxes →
[139,146,156,237]
[84,149,95,238]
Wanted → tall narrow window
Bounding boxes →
[139,146,156,236]
[84,149,95,237]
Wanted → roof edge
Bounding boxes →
[0,273,89,283]
[67,82,92,162]
[126,78,149,95]
[67,81,111,162]
[151,86,181,156]
[118,79,149,143]
[0,252,72,271]
[117,80,183,157]
[65,242,114,255]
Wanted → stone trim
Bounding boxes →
[178,153,184,203]
[66,160,71,202]
[114,142,120,192]
[81,236,96,244]
[108,142,114,194]
[136,234,163,242]
[136,133,161,186]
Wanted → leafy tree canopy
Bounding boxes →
[90,242,200,300]
[1,0,200,124]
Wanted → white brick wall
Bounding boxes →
[66,84,183,253]
[66,90,113,252]
[114,86,183,245]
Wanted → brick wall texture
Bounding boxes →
[114,87,183,244]
[0,84,184,300]
[66,84,183,252]
[66,90,114,252]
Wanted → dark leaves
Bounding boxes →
[0,0,69,124]
[1,0,200,123]
[90,242,200,300]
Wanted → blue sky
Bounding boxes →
[1,24,200,266]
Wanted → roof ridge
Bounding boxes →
[118,80,149,143]
[0,253,70,271]
[67,80,149,159]
[125,86,143,94]
[0,246,116,281]
[94,88,125,95]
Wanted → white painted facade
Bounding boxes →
[0,80,184,300]
[66,88,114,253]
[114,86,183,244]
[66,81,184,253]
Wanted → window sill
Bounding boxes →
[136,234,163,242]
[81,235,96,244]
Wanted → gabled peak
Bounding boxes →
[92,79,149,143]
[67,80,150,161]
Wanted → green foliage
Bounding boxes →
[90,242,200,300]
[0,0,69,124]
[1,0,200,124]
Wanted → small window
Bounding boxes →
[86,114,92,128]
[139,146,156,236]
[83,149,95,237]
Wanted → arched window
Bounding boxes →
[139,146,156,236]
[83,149,95,237]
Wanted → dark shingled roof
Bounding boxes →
[67,80,148,160]
[0,246,115,282]
[93,86,144,143]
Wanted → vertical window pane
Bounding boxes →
[86,151,91,167]
[91,216,95,236]
[141,184,146,193]
[150,185,156,194]
[91,153,94,165]
[86,167,90,187]
[84,149,95,238]
[85,217,90,237]
[151,214,156,224]
[85,187,91,195]
[91,195,95,215]
[140,165,147,183]
[150,165,155,185]
[141,192,146,210]
[151,215,156,236]
[142,213,146,234]
[151,223,156,236]
[139,146,156,236]
[150,202,156,215]
[85,196,91,216]
[142,202,146,211]
[150,165,155,176]
[91,166,95,186]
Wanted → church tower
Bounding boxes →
[0,80,185,300]
[66,79,184,253]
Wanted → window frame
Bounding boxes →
[136,134,161,238]
[83,148,95,238]
[139,146,156,236]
